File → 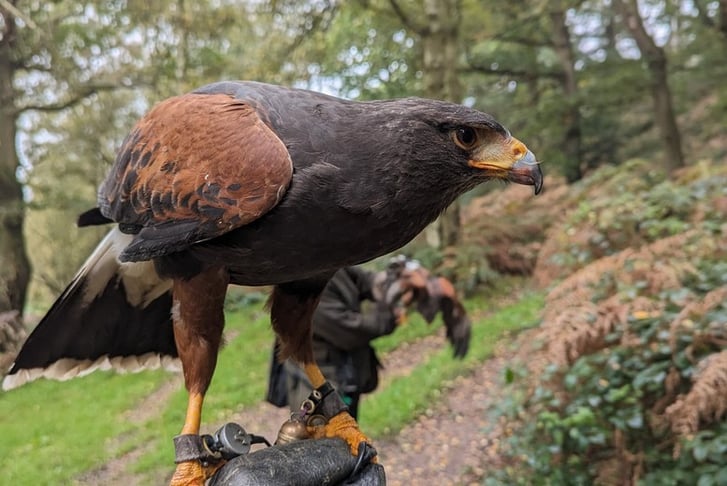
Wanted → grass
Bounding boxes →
[1,287,543,484]
[0,302,273,485]
[0,369,169,484]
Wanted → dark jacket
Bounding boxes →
[313,267,395,352]
[309,266,397,394]
[272,267,397,409]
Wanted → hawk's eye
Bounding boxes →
[453,127,478,149]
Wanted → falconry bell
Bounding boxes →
[275,416,310,445]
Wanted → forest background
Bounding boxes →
[0,1,726,484]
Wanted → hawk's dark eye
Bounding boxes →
[453,127,478,149]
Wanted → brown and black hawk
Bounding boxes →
[3,81,542,485]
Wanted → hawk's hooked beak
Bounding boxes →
[468,136,543,195]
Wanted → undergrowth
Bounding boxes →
[487,159,727,486]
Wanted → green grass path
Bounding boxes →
[0,290,542,485]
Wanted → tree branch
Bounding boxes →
[388,0,427,35]
[15,82,129,115]
[488,31,553,48]
[461,63,564,81]
[0,0,37,29]
[693,0,714,28]
[281,3,337,59]
[614,0,662,60]
[17,60,52,71]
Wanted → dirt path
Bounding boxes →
[76,327,514,485]
[375,352,509,485]
[216,333,449,446]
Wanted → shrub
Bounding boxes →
[488,159,727,485]
[533,160,727,287]
[493,251,727,485]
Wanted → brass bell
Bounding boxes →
[275,416,310,445]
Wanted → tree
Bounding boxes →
[1,1,34,345]
[286,0,466,248]
[614,0,684,171]
[1,2,155,332]
[1,1,178,346]
[3,0,266,352]
[388,0,464,248]
[12,0,727,326]
[549,3,584,182]
[462,0,592,181]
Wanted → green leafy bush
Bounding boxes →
[488,160,727,485]
[492,259,727,485]
[534,160,727,286]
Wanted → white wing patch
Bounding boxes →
[79,228,172,308]
[2,227,176,391]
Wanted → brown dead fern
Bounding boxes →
[522,226,726,379]
[664,350,727,450]
[669,286,727,354]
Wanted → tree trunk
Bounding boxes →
[647,55,684,172]
[421,0,462,102]
[616,0,684,172]
[550,8,583,182]
[421,0,463,248]
[0,4,31,346]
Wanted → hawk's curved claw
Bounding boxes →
[350,441,378,479]
[307,411,377,463]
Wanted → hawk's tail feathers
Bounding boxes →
[2,228,179,391]
[2,353,180,390]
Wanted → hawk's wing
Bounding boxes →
[384,266,471,359]
[422,277,471,359]
[99,92,293,261]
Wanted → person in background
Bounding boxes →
[267,257,471,420]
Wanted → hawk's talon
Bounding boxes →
[349,441,377,479]
[307,410,375,460]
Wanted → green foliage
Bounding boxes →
[637,422,727,486]
[540,159,727,281]
[491,257,727,484]
[485,156,727,484]
[19,0,307,301]
[18,0,727,302]
[301,1,421,100]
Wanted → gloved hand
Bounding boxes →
[209,437,385,486]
